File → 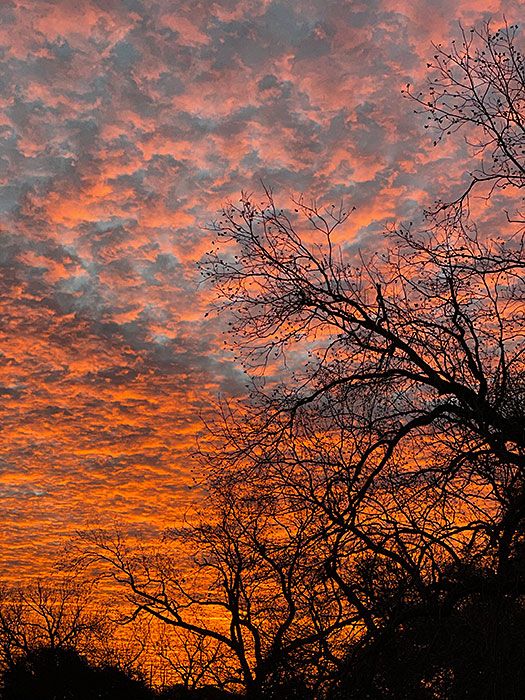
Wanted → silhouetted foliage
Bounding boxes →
[1,646,153,700]
[0,576,155,698]
[329,568,525,699]
[157,683,240,700]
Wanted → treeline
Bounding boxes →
[0,646,236,699]
[0,577,237,699]
[2,567,524,699]
[4,19,525,700]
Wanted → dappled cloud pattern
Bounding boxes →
[0,0,522,578]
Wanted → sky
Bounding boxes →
[0,0,521,581]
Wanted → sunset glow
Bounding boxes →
[0,0,522,589]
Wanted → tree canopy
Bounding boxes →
[75,20,525,700]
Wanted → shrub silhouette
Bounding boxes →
[1,646,153,700]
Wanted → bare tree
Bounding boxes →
[0,576,112,671]
[197,26,525,676]
[203,184,525,571]
[405,20,525,219]
[77,19,525,700]
[153,627,231,691]
[76,488,358,698]
[196,26,525,690]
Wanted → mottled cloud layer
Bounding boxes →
[0,0,521,578]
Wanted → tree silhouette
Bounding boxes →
[405,20,525,220]
[196,178,525,695]
[76,486,353,698]
[328,562,525,699]
[78,19,525,700]
[0,575,154,697]
[0,577,111,672]
[197,19,525,697]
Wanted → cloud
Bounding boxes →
[0,0,522,580]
